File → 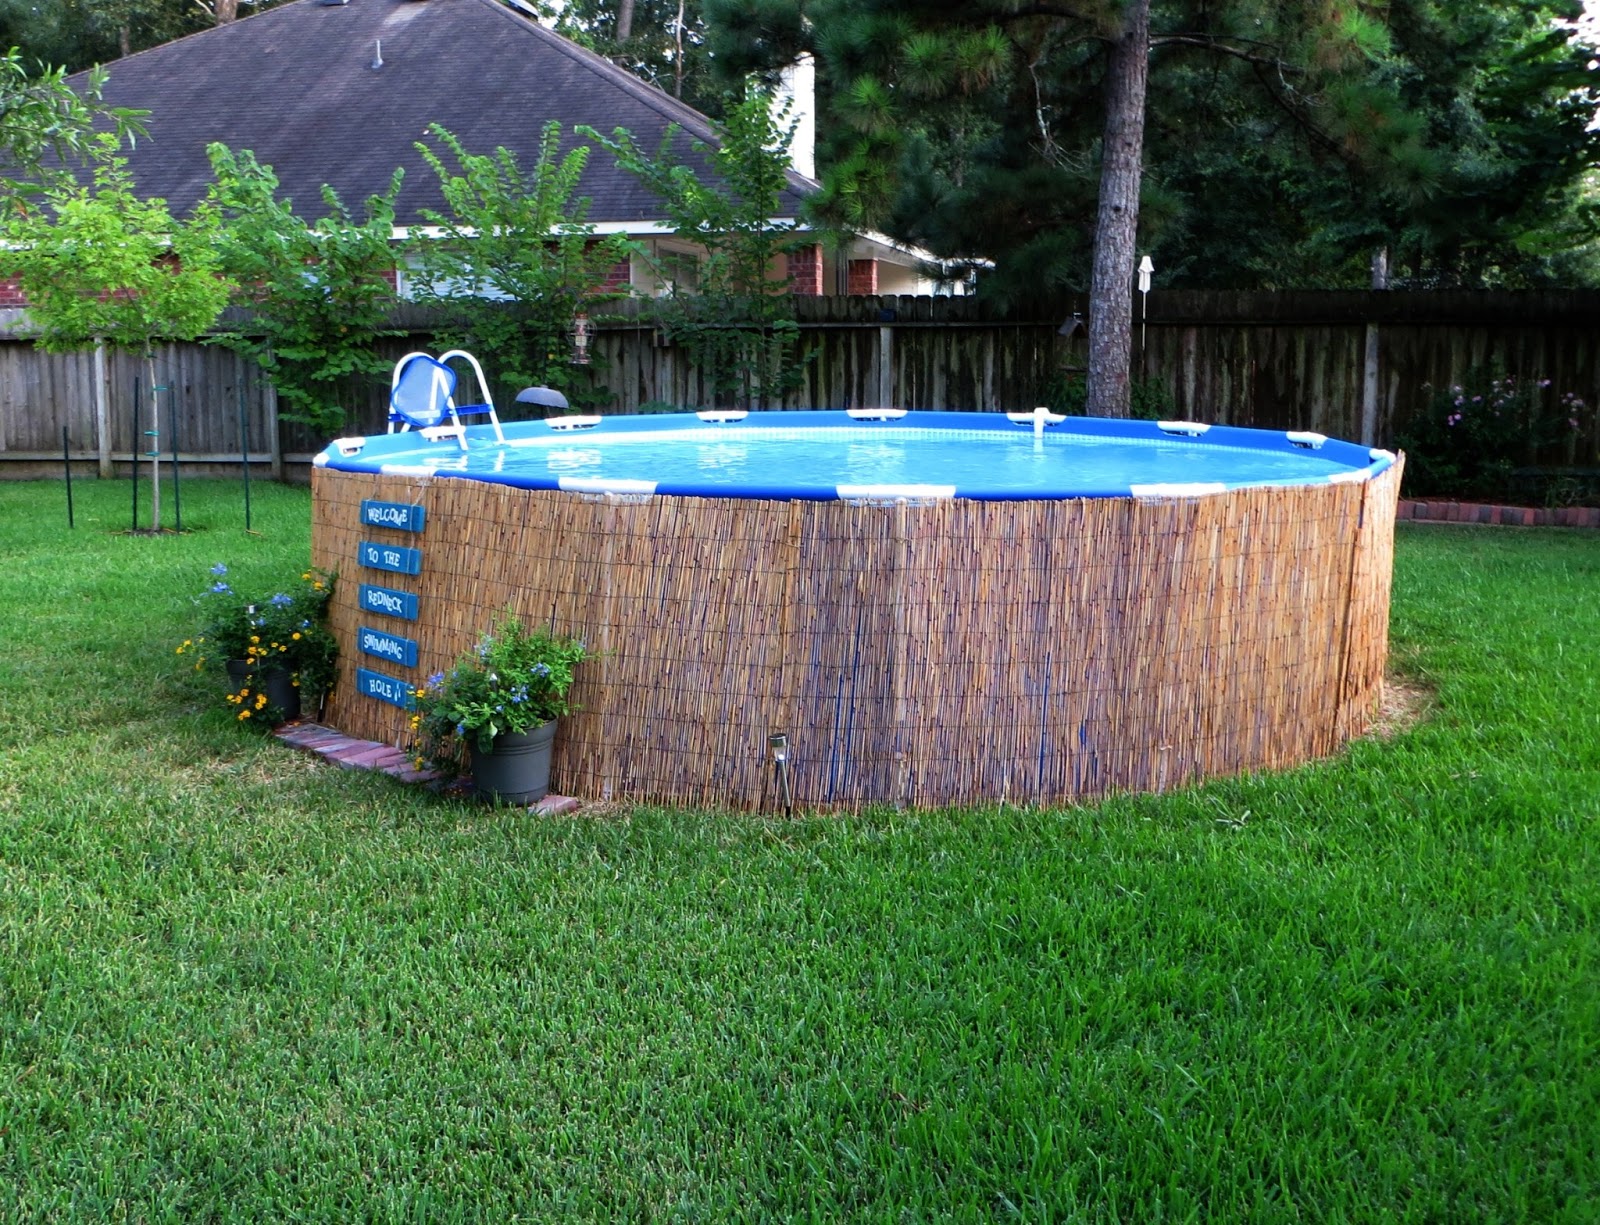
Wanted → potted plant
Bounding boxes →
[178,563,339,725]
[412,612,587,805]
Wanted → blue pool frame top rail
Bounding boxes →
[316,409,1397,502]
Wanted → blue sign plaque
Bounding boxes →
[356,667,416,710]
[359,540,423,576]
[360,500,427,533]
[358,583,419,622]
[358,626,419,668]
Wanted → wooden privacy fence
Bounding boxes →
[4,292,1600,476]
[312,461,1401,810]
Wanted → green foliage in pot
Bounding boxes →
[412,613,588,759]
[178,563,339,723]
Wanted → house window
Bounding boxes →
[658,248,700,293]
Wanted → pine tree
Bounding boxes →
[706,0,1598,415]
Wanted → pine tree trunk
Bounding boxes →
[616,0,636,44]
[215,0,240,23]
[1085,0,1150,419]
[673,0,686,96]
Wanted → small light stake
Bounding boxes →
[769,731,793,814]
[1137,255,1154,350]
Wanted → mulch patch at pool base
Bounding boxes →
[1399,499,1600,527]
[274,720,583,815]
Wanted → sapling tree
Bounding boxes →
[0,138,232,531]
[0,47,146,208]
[409,122,635,411]
[587,85,811,409]
[206,143,403,438]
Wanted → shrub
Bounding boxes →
[1396,371,1587,502]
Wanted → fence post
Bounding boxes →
[264,377,283,481]
[1361,248,1390,446]
[877,323,893,409]
[93,339,112,479]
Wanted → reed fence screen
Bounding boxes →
[312,460,1400,811]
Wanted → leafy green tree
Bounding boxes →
[587,85,811,409]
[408,122,635,412]
[545,0,722,114]
[0,0,291,69]
[206,143,403,439]
[0,47,145,207]
[0,139,233,530]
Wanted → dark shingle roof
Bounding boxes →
[81,0,813,226]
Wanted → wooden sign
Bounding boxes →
[360,499,427,533]
[359,540,423,576]
[356,667,415,710]
[358,626,419,668]
[358,583,419,622]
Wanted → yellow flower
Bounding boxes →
[238,710,251,720]
[292,632,301,641]
[301,572,311,581]
[250,635,260,644]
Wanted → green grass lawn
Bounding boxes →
[1,478,1597,1222]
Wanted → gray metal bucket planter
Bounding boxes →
[468,720,557,806]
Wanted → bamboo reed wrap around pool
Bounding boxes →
[310,458,1401,810]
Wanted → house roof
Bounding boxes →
[78,0,816,227]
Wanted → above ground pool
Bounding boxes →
[311,410,1402,810]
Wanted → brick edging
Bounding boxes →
[1398,499,1600,528]
[273,721,583,815]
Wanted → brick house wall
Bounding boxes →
[789,244,824,296]
[847,259,879,296]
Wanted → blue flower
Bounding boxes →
[270,593,293,607]
[300,619,311,629]
[510,684,529,704]
[427,671,445,689]
[210,581,232,594]
[532,663,551,677]
[210,563,228,576]
[455,723,466,737]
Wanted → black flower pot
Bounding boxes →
[225,659,301,723]
[468,720,557,805]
